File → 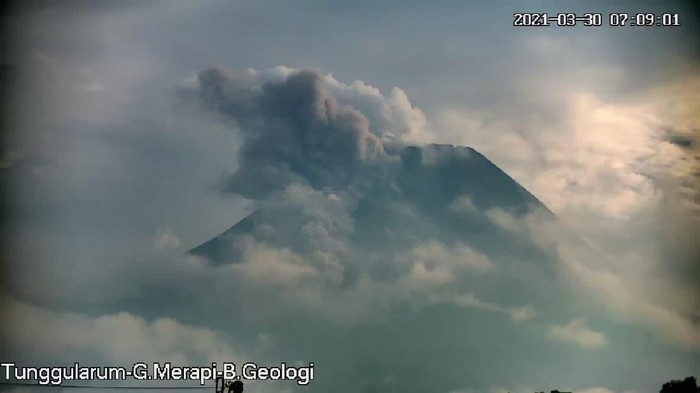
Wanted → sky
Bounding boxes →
[1,1,699,393]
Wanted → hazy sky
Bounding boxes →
[1,1,699,393]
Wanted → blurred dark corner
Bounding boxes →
[0,0,23,357]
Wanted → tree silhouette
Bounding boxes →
[660,377,699,393]
[228,380,244,393]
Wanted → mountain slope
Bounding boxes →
[188,144,554,264]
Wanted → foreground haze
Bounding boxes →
[1,1,699,393]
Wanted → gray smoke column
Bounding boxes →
[191,67,388,199]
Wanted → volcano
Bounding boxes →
[189,144,554,265]
[187,143,572,317]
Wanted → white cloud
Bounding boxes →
[484,207,522,233]
[323,74,434,143]
[153,228,181,252]
[449,195,479,215]
[558,245,700,351]
[227,239,321,288]
[519,211,700,351]
[547,319,607,349]
[409,240,497,275]
[0,296,245,366]
[575,388,615,393]
[434,88,669,227]
[428,64,700,348]
[451,293,536,322]
[465,187,700,352]
[146,233,531,327]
